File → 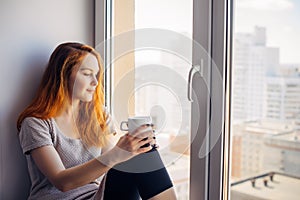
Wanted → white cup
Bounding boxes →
[120,116,153,134]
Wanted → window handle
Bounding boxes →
[188,59,203,102]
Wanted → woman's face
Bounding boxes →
[71,53,99,103]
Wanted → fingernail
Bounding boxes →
[140,143,150,148]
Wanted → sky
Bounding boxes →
[135,0,300,64]
[235,0,300,64]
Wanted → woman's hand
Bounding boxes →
[98,124,156,167]
[116,124,155,155]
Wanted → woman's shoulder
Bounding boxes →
[21,116,52,130]
[19,117,55,155]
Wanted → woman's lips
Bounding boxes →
[87,89,95,93]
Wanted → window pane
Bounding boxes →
[230,0,300,199]
[135,1,192,199]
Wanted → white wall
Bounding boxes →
[0,0,95,199]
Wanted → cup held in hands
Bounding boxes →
[120,116,153,134]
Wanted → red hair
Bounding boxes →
[17,42,108,147]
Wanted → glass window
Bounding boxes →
[135,2,193,199]
[230,0,300,199]
[109,1,193,199]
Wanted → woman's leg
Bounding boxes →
[148,188,177,200]
[133,163,175,199]
[103,148,176,200]
[131,148,175,199]
[103,168,140,200]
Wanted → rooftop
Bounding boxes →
[244,121,294,135]
[233,120,295,136]
[231,172,300,200]
[264,132,300,151]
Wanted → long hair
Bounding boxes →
[17,42,108,147]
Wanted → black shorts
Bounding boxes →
[103,149,173,200]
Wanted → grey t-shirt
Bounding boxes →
[19,116,116,200]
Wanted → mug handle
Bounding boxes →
[120,121,129,131]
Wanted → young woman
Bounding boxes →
[17,42,176,200]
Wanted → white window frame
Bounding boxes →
[95,0,113,112]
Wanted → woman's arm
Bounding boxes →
[31,145,109,192]
[101,133,118,154]
[31,125,155,192]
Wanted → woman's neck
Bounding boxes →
[54,104,81,139]
[59,101,80,119]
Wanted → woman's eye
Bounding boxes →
[83,73,91,76]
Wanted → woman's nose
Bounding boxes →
[91,76,98,86]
